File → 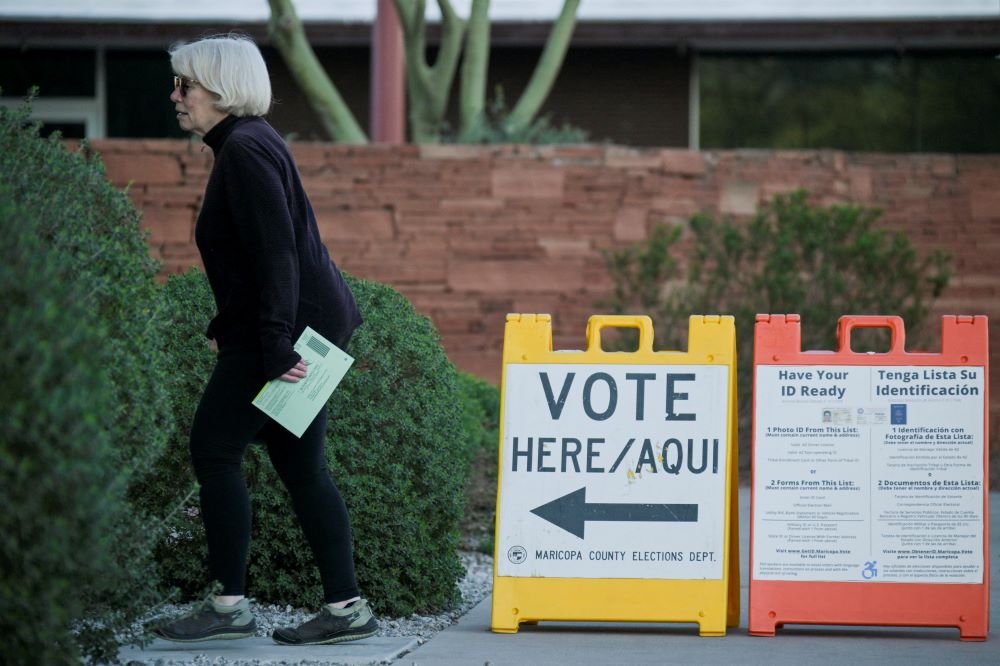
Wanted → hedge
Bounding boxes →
[0,101,174,664]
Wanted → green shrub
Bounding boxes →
[0,188,113,665]
[0,102,173,664]
[454,372,500,552]
[603,190,952,470]
[147,271,215,591]
[455,373,501,553]
[457,371,501,454]
[154,270,488,615]
[0,103,173,486]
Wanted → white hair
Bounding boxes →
[169,34,272,117]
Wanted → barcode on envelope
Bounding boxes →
[306,335,330,357]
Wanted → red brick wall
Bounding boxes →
[93,139,999,441]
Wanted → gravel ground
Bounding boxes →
[125,551,493,666]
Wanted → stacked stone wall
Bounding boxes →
[92,140,1000,444]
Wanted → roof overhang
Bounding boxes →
[0,1,997,51]
[1,18,998,51]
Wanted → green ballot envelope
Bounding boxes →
[252,326,354,437]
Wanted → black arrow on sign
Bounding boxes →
[530,487,698,539]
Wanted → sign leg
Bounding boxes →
[698,613,727,637]
[491,583,521,634]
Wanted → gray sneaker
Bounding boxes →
[272,599,378,646]
[152,597,257,642]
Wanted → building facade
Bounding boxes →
[1,1,997,149]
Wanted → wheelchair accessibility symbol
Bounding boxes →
[507,545,527,564]
[862,561,878,580]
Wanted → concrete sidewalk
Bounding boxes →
[118,488,999,665]
[116,635,419,665]
[402,487,1000,666]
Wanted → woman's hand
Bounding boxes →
[278,359,308,383]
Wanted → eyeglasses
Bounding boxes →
[173,76,199,96]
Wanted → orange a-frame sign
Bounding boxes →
[749,315,989,641]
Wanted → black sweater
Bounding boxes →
[196,115,362,379]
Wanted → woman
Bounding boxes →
[154,34,375,646]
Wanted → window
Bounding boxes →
[699,51,1000,153]
[0,47,103,138]
[105,49,186,138]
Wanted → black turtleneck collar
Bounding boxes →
[202,114,241,154]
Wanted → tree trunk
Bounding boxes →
[394,0,466,143]
[267,0,368,143]
[503,0,580,135]
[459,0,491,138]
[268,0,578,145]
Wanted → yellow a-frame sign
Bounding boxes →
[492,314,740,636]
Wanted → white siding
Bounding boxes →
[0,0,996,23]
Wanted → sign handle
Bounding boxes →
[586,315,654,354]
[836,315,906,354]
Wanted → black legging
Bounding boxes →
[189,346,360,604]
